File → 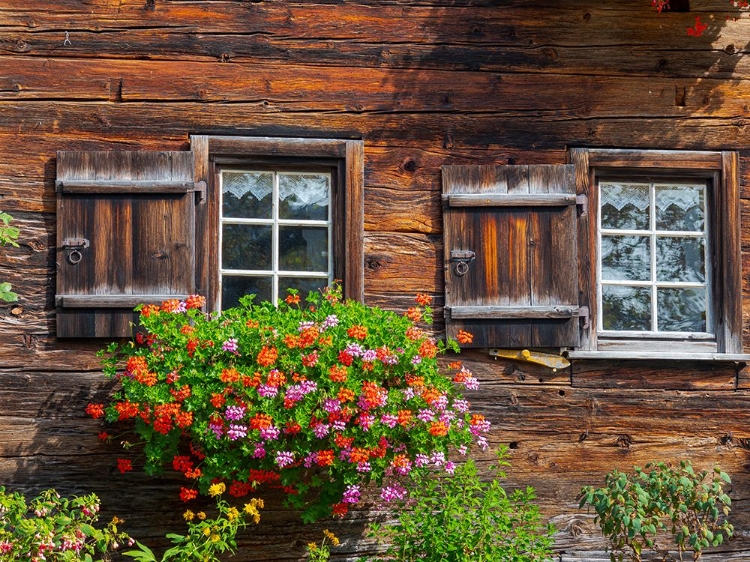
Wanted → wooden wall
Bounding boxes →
[2,0,750,559]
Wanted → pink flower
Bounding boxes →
[380,484,407,502]
[342,485,360,504]
[275,450,295,468]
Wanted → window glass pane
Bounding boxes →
[222,224,272,270]
[222,276,272,308]
[279,276,329,300]
[656,237,705,283]
[222,172,273,219]
[657,288,706,332]
[600,183,649,230]
[601,235,650,281]
[602,285,652,331]
[656,185,704,231]
[279,226,328,272]
[278,173,330,220]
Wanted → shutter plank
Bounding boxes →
[443,164,579,348]
[56,150,196,338]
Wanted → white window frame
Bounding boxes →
[218,168,334,308]
[596,179,713,339]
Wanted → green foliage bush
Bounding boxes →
[580,460,733,562]
[362,446,555,562]
[0,211,19,302]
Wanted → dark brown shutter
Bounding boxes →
[442,165,582,348]
[56,151,197,337]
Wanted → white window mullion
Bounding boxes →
[272,171,279,303]
[649,183,658,332]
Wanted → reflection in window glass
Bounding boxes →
[598,181,710,334]
[219,169,332,308]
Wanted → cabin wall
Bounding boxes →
[2,1,750,559]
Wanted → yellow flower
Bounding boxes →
[208,482,226,497]
[323,529,340,547]
[226,507,239,521]
[308,542,318,552]
[111,516,124,525]
[183,510,195,522]
[197,512,206,520]
[210,534,220,543]
[203,527,212,536]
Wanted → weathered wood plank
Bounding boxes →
[363,232,442,295]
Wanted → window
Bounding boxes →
[218,168,333,308]
[442,149,745,360]
[55,136,364,338]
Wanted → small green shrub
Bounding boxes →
[580,460,733,562]
[0,211,19,303]
[362,446,555,562]
[0,486,131,561]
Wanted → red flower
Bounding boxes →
[179,487,198,502]
[229,481,253,497]
[85,403,105,419]
[98,431,110,441]
[332,502,348,517]
[687,16,708,37]
[301,351,319,367]
[337,350,354,366]
[117,458,133,473]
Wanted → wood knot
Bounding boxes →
[401,158,417,172]
[11,306,23,316]
[365,257,383,271]
[583,12,591,22]
[724,44,737,55]
[541,47,558,61]
[145,0,155,10]
[509,392,519,406]
[615,435,632,449]
[220,52,231,62]
[151,252,167,260]
[26,239,45,252]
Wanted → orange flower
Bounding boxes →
[174,410,193,428]
[337,387,355,403]
[266,369,287,388]
[418,339,438,359]
[284,334,301,349]
[329,365,348,383]
[405,326,424,341]
[397,409,413,427]
[347,325,368,340]
[415,293,432,306]
[470,413,486,426]
[85,403,105,419]
[334,434,355,449]
[220,368,240,383]
[257,346,278,367]
[140,304,160,318]
[242,372,262,387]
[285,293,301,305]
[317,450,335,466]
[180,324,196,335]
[246,319,259,329]
[349,447,370,463]
[160,299,181,313]
[185,294,206,309]
[428,421,449,436]
[405,374,425,388]
[456,330,474,344]
[448,361,462,370]
[250,413,274,430]
[299,328,319,348]
[210,393,226,408]
[421,387,442,405]
[406,307,422,322]
[135,371,158,387]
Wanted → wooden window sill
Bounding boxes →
[566,351,750,364]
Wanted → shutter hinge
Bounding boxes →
[576,194,588,217]
[578,306,590,330]
[192,180,207,204]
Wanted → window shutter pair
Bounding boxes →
[56,151,198,337]
[442,165,584,349]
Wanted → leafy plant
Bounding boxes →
[124,492,263,562]
[361,446,555,562]
[0,486,131,561]
[90,284,490,522]
[0,211,19,303]
[579,460,733,561]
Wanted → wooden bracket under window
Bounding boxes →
[192,180,207,204]
[576,194,588,217]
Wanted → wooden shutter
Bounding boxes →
[442,165,582,348]
[56,151,197,337]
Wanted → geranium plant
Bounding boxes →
[90,284,489,522]
[0,486,131,561]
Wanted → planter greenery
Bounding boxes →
[361,446,555,562]
[0,211,19,302]
[0,487,131,561]
[90,285,490,522]
[579,460,733,562]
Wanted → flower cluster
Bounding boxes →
[0,487,131,561]
[92,284,489,522]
